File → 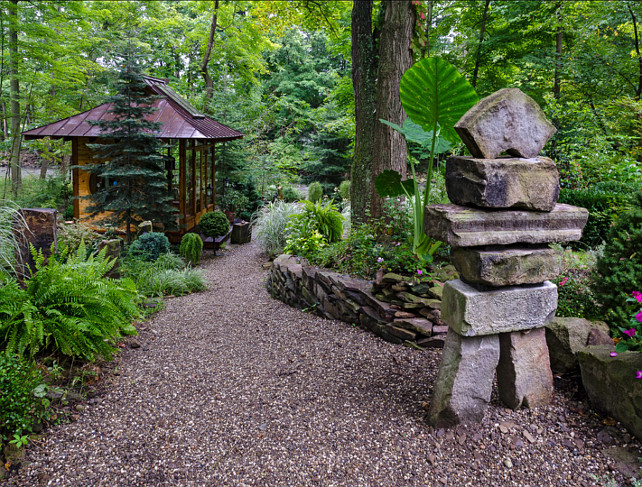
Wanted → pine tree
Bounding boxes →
[84,47,176,242]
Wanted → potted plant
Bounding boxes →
[220,189,249,223]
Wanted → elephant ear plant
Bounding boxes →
[375,57,478,263]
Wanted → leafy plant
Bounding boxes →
[283,200,344,259]
[0,243,139,360]
[251,200,301,257]
[0,352,49,442]
[593,190,642,328]
[338,180,351,202]
[553,273,601,319]
[301,200,344,242]
[307,181,323,203]
[122,252,205,297]
[0,201,27,279]
[219,188,249,213]
[57,221,102,256]
[179,233,203,266]
[375,57,478,262]
[128,232,170,262]
[281,184,301,203]
[198,211,230,238]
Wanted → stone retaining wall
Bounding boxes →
[266,254,458,349]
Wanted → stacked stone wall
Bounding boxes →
[266,255,457,349]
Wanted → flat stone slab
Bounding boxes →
[496,328,553,409]
[454,88,556,159]
[445,156,560,211]
[425,203,588,247]
[442,279,557,336]
[428,329,500,427]
[451,246,560,287]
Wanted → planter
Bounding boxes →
[578,345,642,441]
[231,221,251,244]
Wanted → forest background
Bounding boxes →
[1,0,641,211]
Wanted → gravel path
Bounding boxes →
[6,241,640,486]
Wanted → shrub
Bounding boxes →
[0,353,48,441]
[128,232,170,262]
[252,200,301,257]
[282,184,301,203]
[339,180,351,202]
[57,221,101,256]
[198,211,230,238]
[307,181,323,203]
[553,273,601,319]
[0,243,139,360]
[179,233,203,266]
[592,190,642,327]
[283,200,344,259]
[558,183,634,249]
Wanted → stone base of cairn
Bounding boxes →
[425,88,589,427]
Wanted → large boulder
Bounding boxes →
[545,317,612,374]
[578,346,642,442]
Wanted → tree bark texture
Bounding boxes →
[471,0,491,89]
[201,0,220,106]
[553,1,563,102]
[9,0,21,197]
[350,0,377,224]
[369,0,415,220]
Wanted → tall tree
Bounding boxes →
[84,47,176,242]
[8,0,20,197]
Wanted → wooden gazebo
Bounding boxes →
[23,76,243,241]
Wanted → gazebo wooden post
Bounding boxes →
[179,139,186,229]
[199,146,204,212]
[211,144,216,207]
[72,138,80,219]
[191,140,197,217]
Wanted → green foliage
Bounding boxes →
[198,211,230,238]
[252,200,301,257]
[307,182,323,203]
[122,252,206,298]
[283,200,344,259]
[0,353,48,442]
[179,233,203,266]
[376,57,477,262]
[218,188,249,214]
[612,293,642,353]
[13,175,72,214]
[0,201,26,279]
[0,243,139,361]
[592,190,642,328]
[282,185,302,203]
[128,232,170,262]
[338,180,351,202]
[56,221,102,256]
[558,183,635,248]
[553,274,601,319]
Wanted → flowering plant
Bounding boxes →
[613,291,642,352]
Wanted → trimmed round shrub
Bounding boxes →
[179,233,203,266]
[307,181,323,203]
[128,232,170,262]
[592,189,642,327]
[199,211,230,238]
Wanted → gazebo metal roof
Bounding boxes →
[23,76,244,141]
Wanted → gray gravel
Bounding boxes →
[5,241,640,486]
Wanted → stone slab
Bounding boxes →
[454,88,556,159]
[578,346,642,442]
[451,246,560,287]
[442,279,557,337]
[425,203,588,247]
[546,318,613,374]
[496,328,553,409]
[428,329,500,427]
[445,156,560,211]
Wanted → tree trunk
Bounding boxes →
[8,0,21,198]
[369,0,415,221]
[553,1,563,101]
[350,0,377,224]
[201,0,220,108]
[629,4,642,101]
[471,0,491,89]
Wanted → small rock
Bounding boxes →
[503,457,513,468]
[130,340,141,349]
[75,404,85,412]
[523,431,536,444]
[427,454,436,465]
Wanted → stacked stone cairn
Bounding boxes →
[424,88,589,427]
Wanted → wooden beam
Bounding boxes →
[200,147,205,212]
[211,144,216,207]
[191,139,197,217]
[72,138,79,219]
[179,139,186,227]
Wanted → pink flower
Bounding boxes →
[417,270,422,276]
[623,328,637,338]
[610,352,618,357]
[633,291,642,303]
[636,311,642,323]
[420,12,426,20]
[637,371,642,379]
[377,257,384,264]
[559,277,569,287]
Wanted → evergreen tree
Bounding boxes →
[84,48,176,242]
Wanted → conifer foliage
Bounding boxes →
[85,48,176,242]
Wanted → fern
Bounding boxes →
[179,233,203,266]
[302,200,344,242]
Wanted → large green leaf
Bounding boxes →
[374,170,416,198]
[379,118,452,154]
[400,57,478,145]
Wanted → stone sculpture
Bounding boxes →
[425,88,588,427]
